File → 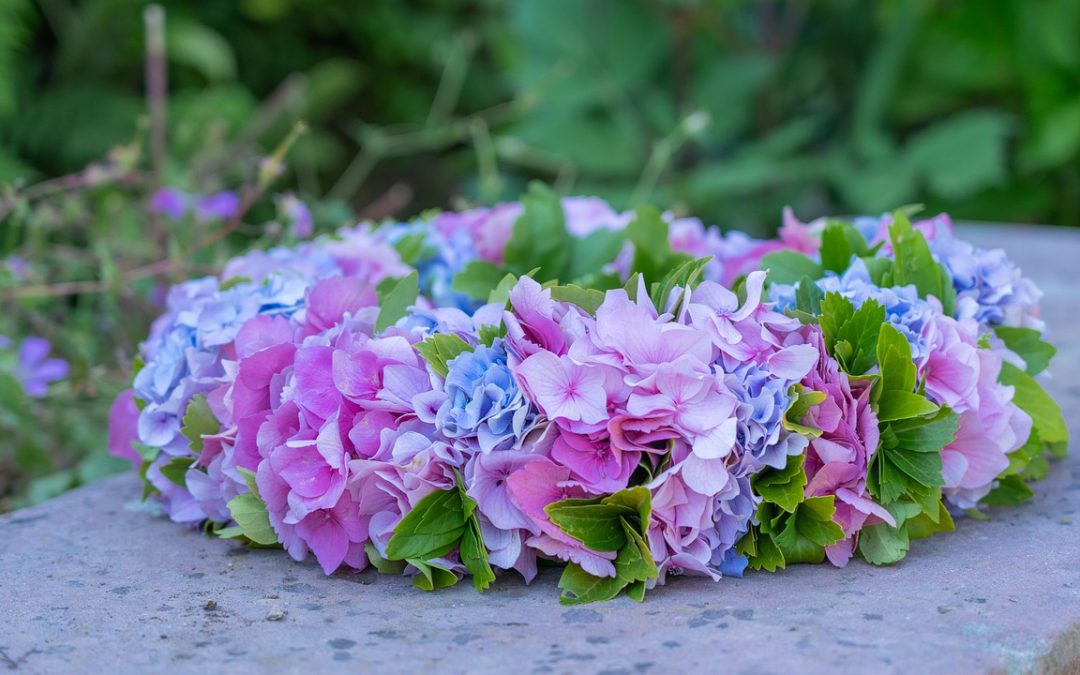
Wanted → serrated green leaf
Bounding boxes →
[886,213,951,307]
[375,271,419,333]
[751,453,807,513]
[460,518,496,592]
[415,333,472,378]
[182,395,219,455]
[794,275,824,315]
[820,293,885,375]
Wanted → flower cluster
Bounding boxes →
[110,190,1066,604]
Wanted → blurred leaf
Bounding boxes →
[167,18,237,83]
[906,111,1011,199]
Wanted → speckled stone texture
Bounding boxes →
[2,225,1078,675]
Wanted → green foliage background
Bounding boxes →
[1,0,1078,508]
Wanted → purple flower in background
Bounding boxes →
[7,336,69,397]
[149,187,189,220]
[195,191,241,222]
[4,255,29,281]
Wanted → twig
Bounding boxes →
[144,5,167,191]
[357,183,413,223]
[631,111,711,205]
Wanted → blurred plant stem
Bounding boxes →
[143,4,168,263]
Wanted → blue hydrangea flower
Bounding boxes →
[436,339,537,453]
[723,362,808,473]
[771,259,934,359]
[930,231,1043,331]
[133,273,311,455]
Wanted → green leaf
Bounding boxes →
[566,229,625,283]
[393,232,430,266]
[905,111,1010,200]
[459,518,496,592]
[888,409,960,453]
[820,220,870,274]
[453,261,506,301]
[782,385,828,438]
[877,391,939,422]
[225,492,278,546]
[794,275,824,316]
[625,205,672,281]
[375,271,419,333]
[385,488,467,560]
[857,522,910,565]
[545,502,634,551]
[236,466,261,498]
[488,273,519,306]
[981,474,1035,507]
[408,559,459,591]
[761,251,824,286]
[504,182,570,282]
[365,543,407,574]
[650,256,711,315]
[884,213,952,308]
[819,293,885,375]
[549,284,607,315]
[615,518,659,583]
[876,323,919,396]
[999,362,1068,445]
[181,395,219,455]
[601,487,652,537]
[557,563,625,606]
[159,456,194,487]
[219,276,252,291]
[993,326,1056,376]
[415,333,473,378]
[751,454,808,513]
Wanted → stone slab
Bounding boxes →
[2,224,1079,675]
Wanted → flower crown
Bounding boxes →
[110,184,1066,604]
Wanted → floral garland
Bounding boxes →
[109,184,1067,603]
